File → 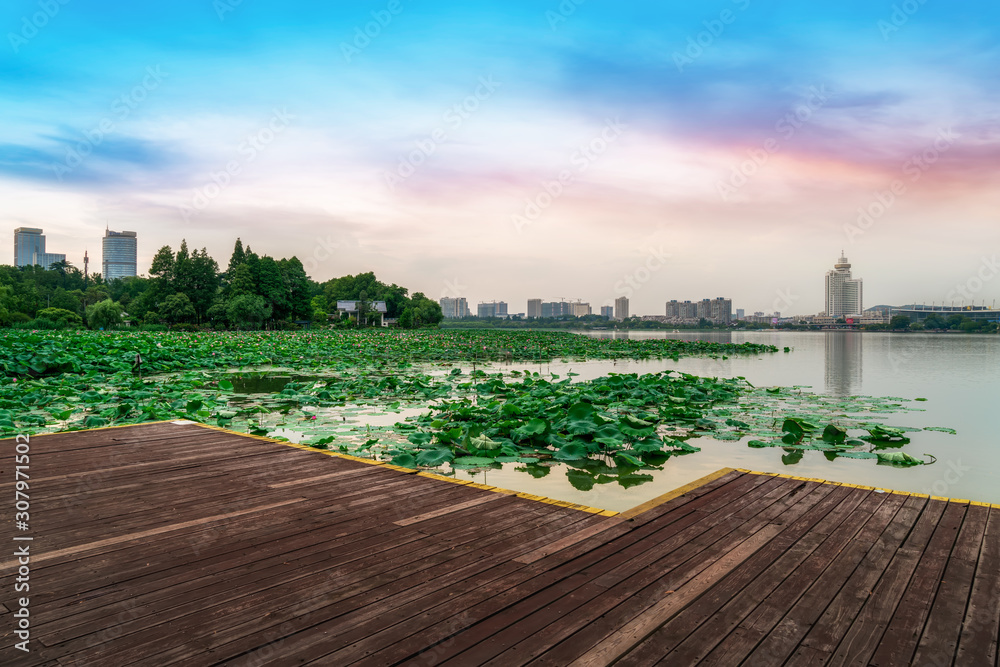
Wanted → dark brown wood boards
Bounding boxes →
[0,422,995,666]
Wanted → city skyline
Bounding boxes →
[2,2,998,315]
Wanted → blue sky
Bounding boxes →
[2,0,998,314]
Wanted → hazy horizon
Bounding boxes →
[2,1,998,315]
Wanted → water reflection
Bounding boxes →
[824,331,863,396]
[585,329,735,344]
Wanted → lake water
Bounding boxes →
[449,330,1000,512]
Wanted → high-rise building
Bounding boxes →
[477,301,507,318]
[527,299,542,318]
[665,297,731,324]
[710,297,732,324]
[541,301,572,318]
[600,305,614,318]
[14,227,66,269]
[102,229,138,281]
[614,296,629,321]
[825,253,863,317]
[736,308,745,319]
[439,297,470,319]
[570,302,592,317]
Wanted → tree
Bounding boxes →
[889,315,911,330]
[149,246,176,285]
[226,293,271,329]
[410,292,443,327]
[357,290,369,328]
[398,307,414,329]
[280,257,312,320]
[923,314,945,330]
[228,238,246,274]
[184,248,220,322]
[85,300,123,329]
[257,256,288,319]
[161,293,196,324]
[148,245,176,306]
[49,287,80,312]
[36,307,83,328]
[229,263,256,296]
[206,299,229,328]
[0,284,14,325]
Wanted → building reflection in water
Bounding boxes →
[824,331,863,396]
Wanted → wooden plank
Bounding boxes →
[779,495,926,666]
[955,507,1000,666]
[911,503,989,667]
[130,507,577,666]
[201,510,579,664]
[266,465,380,488]
[741,491,909,665]
[488,481,836,667]
[49,498,559,664]
[513,517,624,564]
[825,495,945,667]
[393,493,507,526]
[653,485,866,666]
[0,499,305,571]
[868,500,966,667]
[571,522,784,665]
[599,481,843,666]
[5,424,995,667]
[616,468,739,520]
[414,479,805,666]
[698,488,889,665]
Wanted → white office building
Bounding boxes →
[825,253,863,317]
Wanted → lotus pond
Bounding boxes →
[2,328,971,510]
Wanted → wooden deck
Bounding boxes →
[2,421,998,666]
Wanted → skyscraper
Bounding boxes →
[102,229,138,281]
[614,296,629,321]
[541,301,572,318]
[527,299,542,318]
[439,297,470,319]
[600,305,614,318]
[477,301,507,318]
[825,253,863,317]
[14,227,66,269]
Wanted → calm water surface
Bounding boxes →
[451,331,1000,512]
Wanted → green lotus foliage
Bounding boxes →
[0,329,946,488]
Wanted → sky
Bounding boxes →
[2,0,998,315]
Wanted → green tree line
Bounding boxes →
[0,238,442,330]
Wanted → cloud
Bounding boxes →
[0,134,182,186]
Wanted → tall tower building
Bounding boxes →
[477,301,507,318]
[614,296,629,321]
[102,229,138,281]
[14,227,66,269]
[439,297,469,319]
[825,252,863,317]
[527,299,542,318]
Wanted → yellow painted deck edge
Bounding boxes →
[2,419,177,438]
[191,422,620,516]
[617,468,739,520]
[733,467,985,507]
